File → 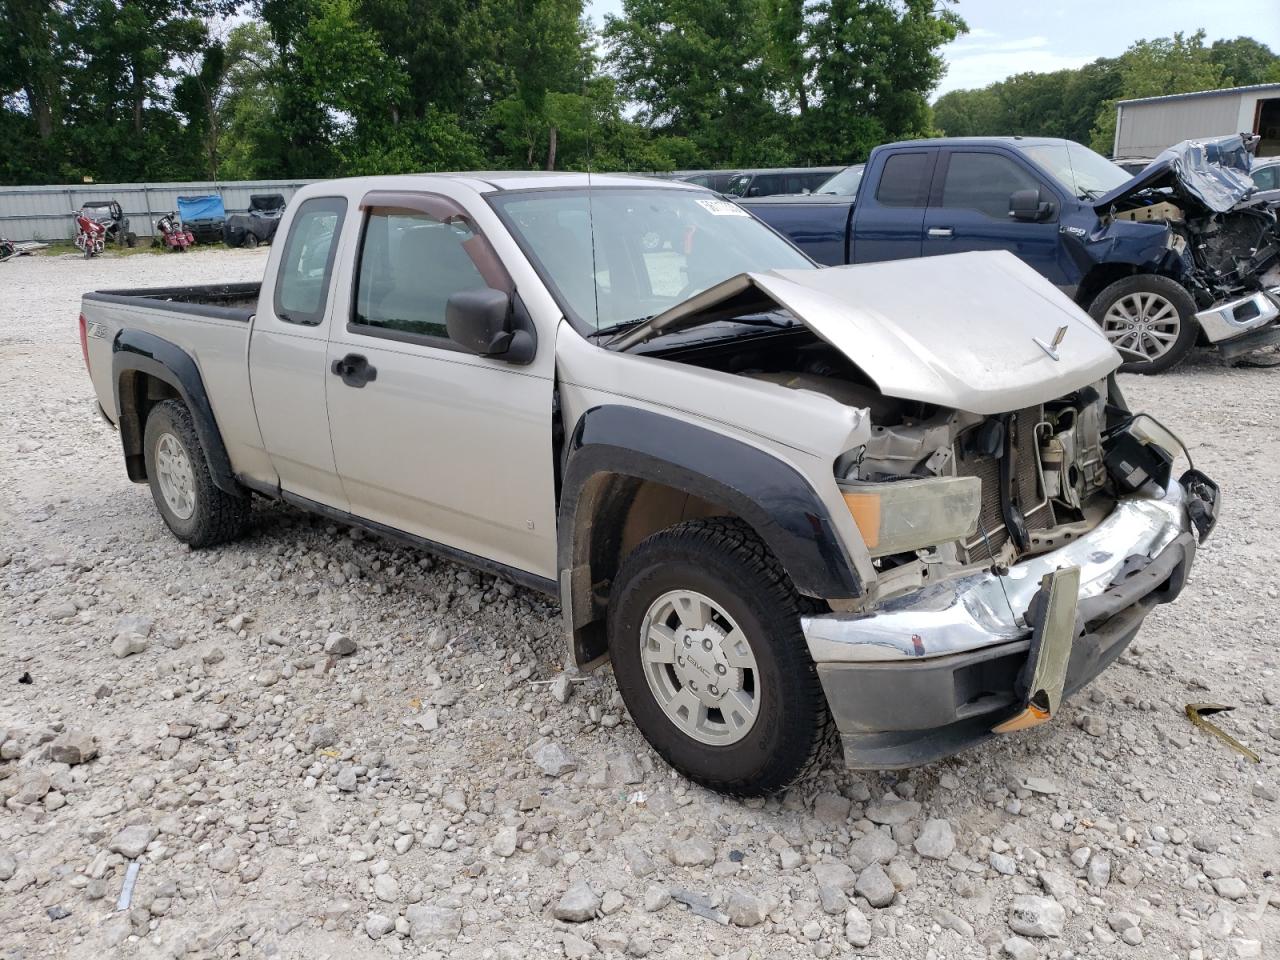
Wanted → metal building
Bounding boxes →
[1113,82,1280,162]
[0,178,314,243]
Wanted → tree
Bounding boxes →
[604,0,785,167]
[804,0,964,161]
[1090,31,1225,153]
[1210,36,1280,87]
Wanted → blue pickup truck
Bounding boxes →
[742,136,1280,373]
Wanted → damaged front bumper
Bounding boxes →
[1196,287,1280,344]
[803,476,1219,769]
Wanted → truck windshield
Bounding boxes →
[489,187,813,334]
[1017,141,1131,199]
[815,165,864,196]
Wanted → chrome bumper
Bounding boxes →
[1195,288,1280,344]
[802,482,1191,665]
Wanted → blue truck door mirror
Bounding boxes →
[1009,189,1054,222]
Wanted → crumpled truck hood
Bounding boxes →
[612,250,1121,415]
[1093,133,1258,215]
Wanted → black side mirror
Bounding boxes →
[446,288,535,363]
[748,186,760,197]
[1009,188,1054,222]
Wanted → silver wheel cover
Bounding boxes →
[1102,290,1180,362]
[155,432,196,520]
[639,589,760,746]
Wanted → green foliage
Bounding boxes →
[32,0,1224,186]
[1090,31,1226,153]
[1210,36,1280,87]
[934,31,1277,157]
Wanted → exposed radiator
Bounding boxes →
[955,406,1054,563]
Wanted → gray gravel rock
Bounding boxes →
[324,632,356,655]
[849,831,898,869]
[406,903,461,941]
[855,863,896,908]
[913,818,955,860]
[533,741,577,777]
[554,881,600,922]
[110,632,148,658]
[49,730,97,764]
[1008,895,1065,937]
[108,825,157,859]
[725,891,770,927]
[845,905,872,947]
[365,914,394,939]
[864,797,921,825]
[668,836,716,867]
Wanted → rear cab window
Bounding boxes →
[273,197,347,325]
[875,152,933,207]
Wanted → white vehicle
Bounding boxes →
[79,173,1219,794]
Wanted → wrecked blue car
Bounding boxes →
[743,134,1280,373]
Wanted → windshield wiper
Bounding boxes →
[1078,188,1107,200]
[591,316,652,339]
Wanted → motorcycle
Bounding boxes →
[73,213,107,258]
[154,211,195,252]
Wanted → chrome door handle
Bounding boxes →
[927,227,954,238]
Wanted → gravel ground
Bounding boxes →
[2,247,1278,960]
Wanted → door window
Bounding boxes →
[274,197,347,325]
[1253,164,1278,190]
[941,152,1043,218]
[352,208,496,342]
[875,153,932,207]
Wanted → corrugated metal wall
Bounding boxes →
[0,179,315,242]
[1115,94,1245,159]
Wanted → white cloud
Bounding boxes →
[936,32,1093,96]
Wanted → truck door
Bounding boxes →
[850,150,936,263]
[248,195,351,509]
[921,149,1065,285]
[322,191,557,581]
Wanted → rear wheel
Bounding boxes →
[243,232,259,249]
[608,517,832,796]
[143,399,250,547]
[125,232,137,248]
[1089,274,1198,374]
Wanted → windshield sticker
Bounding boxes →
[695,197,749,217]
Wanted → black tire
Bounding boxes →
[243,232,259,249]
[1088,274,1198,375]
[125,232,137,248]
[608,517,832,796]
[142,399,250,548]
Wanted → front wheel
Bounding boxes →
[142,399,250,547]
[608,517,832,796]
[1089,274,1198,374]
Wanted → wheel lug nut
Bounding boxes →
[715,664,726,674]
[702,639,713,651]
[708,684,718,696]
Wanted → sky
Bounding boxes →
[584,0,1280,98]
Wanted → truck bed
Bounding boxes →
[84,281,261,322]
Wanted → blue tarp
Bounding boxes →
[177,195,226,222]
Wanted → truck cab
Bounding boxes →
[747,135,1280,374]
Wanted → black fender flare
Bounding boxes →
[111,329,242,497]
[558,405,861,609]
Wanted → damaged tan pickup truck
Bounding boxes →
[80,173,1220,795]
